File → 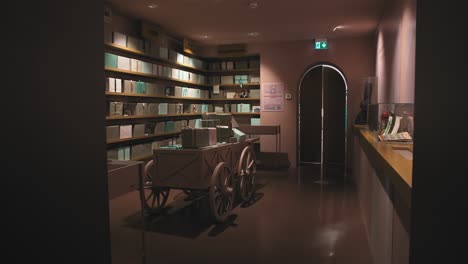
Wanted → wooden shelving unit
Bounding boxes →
[207,69,260,75]
[209,98,260,101]
[232,112,261,116]
[106,113,202,120]
[107,132,181,144]
[105,92,209,101]
[104,67,211,88]
[105,34,261,161]
[105,43,207,74]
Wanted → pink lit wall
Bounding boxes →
[376,0,416,103]
[203,37,376,167]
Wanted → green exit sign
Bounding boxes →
[315,39,328,49]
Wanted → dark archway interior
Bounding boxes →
[299,65,347,168]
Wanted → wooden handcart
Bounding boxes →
[139,139,257,223]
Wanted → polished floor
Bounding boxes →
[109,166,372,264]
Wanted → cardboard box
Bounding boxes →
[133,124,145,137]
[106,125,119,141]
[181,128,217,148]
[221,75,234,84]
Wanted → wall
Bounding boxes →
[104,5,184,51]
[204,37,376,167]
[16,0,111,262]
[410,0,466,263]
[376,0,416,103]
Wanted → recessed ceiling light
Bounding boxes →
[249,1,259,9]
[333,25,347,31]
[248,32,259,37]
[201,35,209,39]
[148,3,158,9]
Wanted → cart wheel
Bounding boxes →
[238,146,256,201]
[209,162,234,223]
[140,160,170,213]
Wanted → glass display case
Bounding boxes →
[368,103,414,137]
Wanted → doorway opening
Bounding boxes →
[298,64,348,183]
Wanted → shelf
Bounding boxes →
[210,98,260,101]
[106,92,262,103]
[131,155,153,161]
[104,43,261,77]
[105,92,209,101]
[203,53,260,60]
[107,132,181,144]
[105,43,207,74]
[106,113,202,120]
[207,68,260,75]
[106,92,259,101]
[104,67,211,88]
[232,112,261,116]
[219,84,261,89]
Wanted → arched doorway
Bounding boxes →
[298,64,348,180]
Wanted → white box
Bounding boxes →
[177,53,184,64]
[130,59,139,72]
[117,56,130,70]
[108,77,115,92]
[113,32,127,47]
[119,125,132,139]
[158,103,168,115]
[115,78,122,93]
[226,92,236,99]
[172,68,179,79]
[250,76,261,84]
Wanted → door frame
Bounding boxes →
[297,62,349,169]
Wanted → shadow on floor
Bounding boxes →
[122,178,269,239]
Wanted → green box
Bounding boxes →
[165,121,174,133]
[105,53,117,68]
[234,75,249,84]
[135,81,147,94]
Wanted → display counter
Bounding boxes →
[356,126,412,207]
[352,125,412,264]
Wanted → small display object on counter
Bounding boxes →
[378,131,412,142]
[368,103,414,142]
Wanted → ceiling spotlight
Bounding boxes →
[248,32,259,37]
[148,3,158,9]
[201,35,209,39]
[249,1,259,9]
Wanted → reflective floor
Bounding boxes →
[109,166,372,264]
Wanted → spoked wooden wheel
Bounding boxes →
[140,160,170,213]
[238,146,256,201]
[209,162,234,223]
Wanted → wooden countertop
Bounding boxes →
[359,129,413,188]
[354,125,413,219]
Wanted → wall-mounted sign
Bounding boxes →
[315,38,328,50]
[262,83,284,111]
